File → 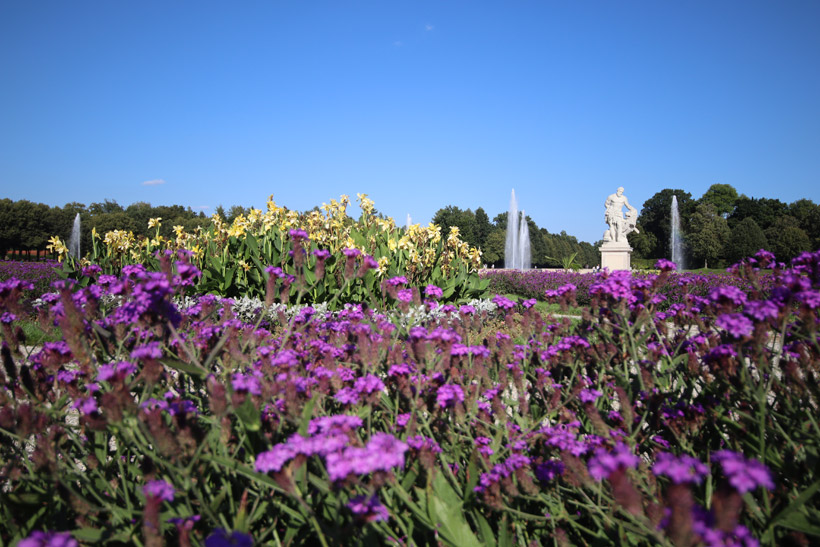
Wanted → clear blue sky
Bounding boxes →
[2,0,818,244]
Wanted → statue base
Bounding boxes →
[600,242,632,271]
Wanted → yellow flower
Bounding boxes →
[148,217,162,229]
[238,259,251,272]
[91,227,99,239]
[46,236,68,258]
[377,256,389,276]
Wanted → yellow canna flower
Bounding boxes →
[148,217,162,229]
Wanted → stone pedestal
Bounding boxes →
[600,242,632,271]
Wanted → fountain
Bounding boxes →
[670,196,685,271]
[504,189,531,270]
[68,213,81,260]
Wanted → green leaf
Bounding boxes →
[764,478,820,541]
[235,397,261,432]
[160,358,206,378]
[428,493,480,546]
[474,512,497,547]
[72,528,103,542]
[297,395,317,436]
[779,511,820,537]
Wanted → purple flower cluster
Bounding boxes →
[652,452,709,484]
[436,383,464,408]
[587,442,640,480]
[712,450,774,493]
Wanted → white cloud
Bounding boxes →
[142,179,166,186]
[393,40,403,47]
[195,205,210,210]
[425,24,434,31]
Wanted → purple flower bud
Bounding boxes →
[143,479,175,501]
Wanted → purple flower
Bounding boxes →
[545,283,577,298]
[204,529,254,547]
[312,249,331,260]
[325,433,408,481]
[354,374,385,395]
[579,388,603,404]
[655,259,677,272]
[386,276,408,286]
[744,299,779,321]
[289,229,309,241]
[347,495,390,522]
[588,442,640,480]
[396,288,413,303]
[709,285,748,307]
[143,479,175,501]
[131,341,163,360]
[255,444,298,473]
[716,313,754,338]
[522,298,537,309]
[424,284,443,299]
[436,384,464,408]
[0,312,16,324]
[492,294,516,310]
[406,435,442,453]
[475,436,494,456]
[342,248,362,258]
[334,387,360,405]
[459,305,476,315]
[265,266,284,278]
[231,372,262,396]
[534,460,565,482]
[18,531,78,547]
[73,396,98,415]
[712,450,774,493]
[308,414,363,434]
[361,255,379,271]
[653,452,709,484]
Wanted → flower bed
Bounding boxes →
[0,260,61,314]
[1,250,819,545]
[481,267,774,310]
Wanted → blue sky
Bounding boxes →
[2,0,818,244]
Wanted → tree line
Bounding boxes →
[627,184,820,268]
[0,198,219,259]
[431,206,599,268]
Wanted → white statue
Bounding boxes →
[603,187,639,243]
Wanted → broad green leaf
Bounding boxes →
[235,398,261,432]
[160,358,207,378]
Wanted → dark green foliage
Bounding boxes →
[634,189,695,259]
[728,196,788,231]
[764,217,812,262]
[726,217,768,264]
[687,203,730,269]
[699,183,738,217]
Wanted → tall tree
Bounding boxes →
[699,183,738,217]
[473,207,492,250]
[764,216,812,262]
[635,189,695,259]
[726,217,768,264]
[432,206,477,248]
[687,203,730,268]
[728,196,787,231]
[88,199,124,216]
[788,199,820,248]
